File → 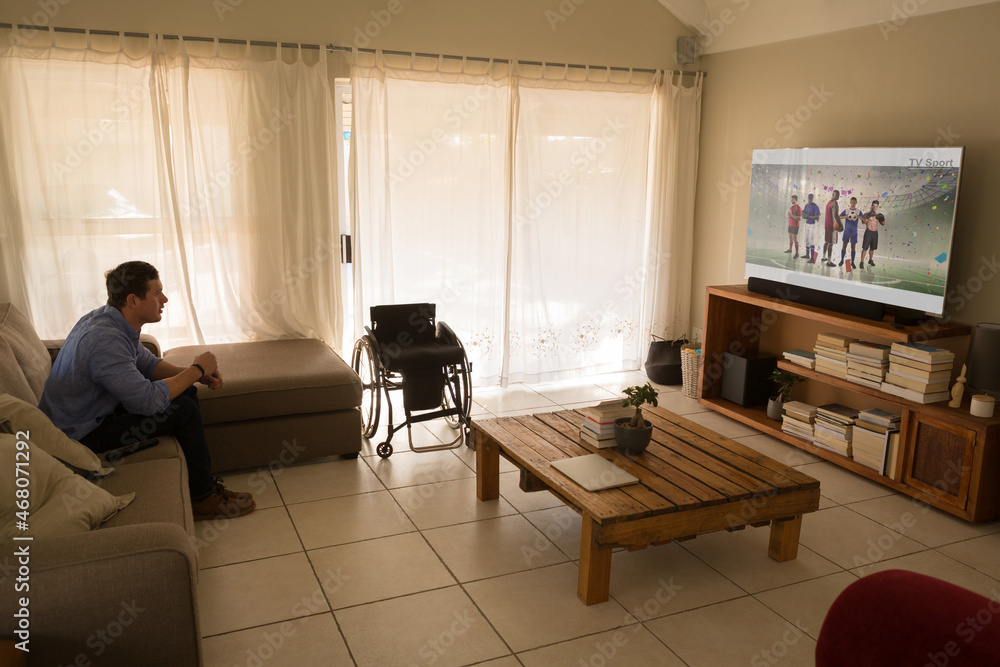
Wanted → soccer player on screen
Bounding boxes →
[822,190,840,266]
[785,195,801,257]
[802,194,821,264]
[860,200,886,267]
[839,196,862,270]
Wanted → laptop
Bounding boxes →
[550,454,640,492]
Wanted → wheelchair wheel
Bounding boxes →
[352,336,381,439]
[376,442,393,458]
[441,356,472,430]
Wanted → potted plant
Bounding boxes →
[614,383,659,454]
[767,369,805,420]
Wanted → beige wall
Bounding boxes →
[693,3,1000,332]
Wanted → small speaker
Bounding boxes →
[676,36,697,65]
[720,352,777,407]
[966,322,1000,398]
[747,277,886,321]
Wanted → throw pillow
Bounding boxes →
[0,434,134,540]
[0,393,111,476]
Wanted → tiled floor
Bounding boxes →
[196,371,1000,666]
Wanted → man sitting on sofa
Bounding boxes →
[39,260,255,520]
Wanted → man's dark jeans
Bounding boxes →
[81,386,214,499]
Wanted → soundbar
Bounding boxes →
[747,277,886,321]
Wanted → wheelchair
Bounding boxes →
[351,303,472,459]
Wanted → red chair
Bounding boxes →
[816,569,1000,666]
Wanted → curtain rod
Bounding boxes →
[0,22,705,77]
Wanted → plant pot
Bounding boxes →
[614,417,653,454]
[766,396,785,421]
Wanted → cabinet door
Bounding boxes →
[902,414,976,510]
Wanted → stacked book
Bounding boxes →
[579,400,633,448]
[846,341,891,389]
[781,401,817,441]
[813,333,858,379]
[812,403,859,456]
[783,349,816,370]
[881,342,956,404]
[852,408,902,473]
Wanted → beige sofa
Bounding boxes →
[0,302,362,665]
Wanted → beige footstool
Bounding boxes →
[163,339,362,472]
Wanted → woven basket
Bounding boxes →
[680,344,702,399]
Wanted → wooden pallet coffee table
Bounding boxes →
[474,405,821,604]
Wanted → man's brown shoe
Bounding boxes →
[192,489,256,520]
[213,477,253,503]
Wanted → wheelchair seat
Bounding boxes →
[352,303,472,458]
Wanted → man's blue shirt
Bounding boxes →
[38,305,171,440]
[803,202,821,224]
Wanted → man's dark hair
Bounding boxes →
[105,261,159,309]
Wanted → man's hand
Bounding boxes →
[193,351,219,378]
[199,369,224,390]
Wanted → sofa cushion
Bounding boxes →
[97,456,193,534]
[0,302,51,404]
[0,434,133,540]
[0,392,111,475]
[163,339,362,424]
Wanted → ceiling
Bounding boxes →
[657,0,1000,55]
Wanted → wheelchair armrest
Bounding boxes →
[436,321,460,346]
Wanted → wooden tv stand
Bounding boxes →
[699,285,1000,522]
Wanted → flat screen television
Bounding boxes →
[744,146,964,317]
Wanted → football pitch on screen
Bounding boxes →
[745,249,947,297]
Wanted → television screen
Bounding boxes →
[744,146,964,316]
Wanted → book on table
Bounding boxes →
[580,419,616,436]
[582,400,633,424]
[579,428,617,449]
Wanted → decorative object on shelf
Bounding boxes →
[644,337,687,385]
[966,323,1000,399]
[949,364,967,408]
[767,369,806,421]
[971,395,995,419]
[680,344,702,398]
[614,383,659,454]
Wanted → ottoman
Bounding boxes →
[163,339,362,472]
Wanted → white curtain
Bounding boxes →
[351,54,695,386]
[350,53,512,383]
[643,72,704,342]
[510,74,653,383]
[0,30,342,350]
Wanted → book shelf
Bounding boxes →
[699,285,1000,522]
